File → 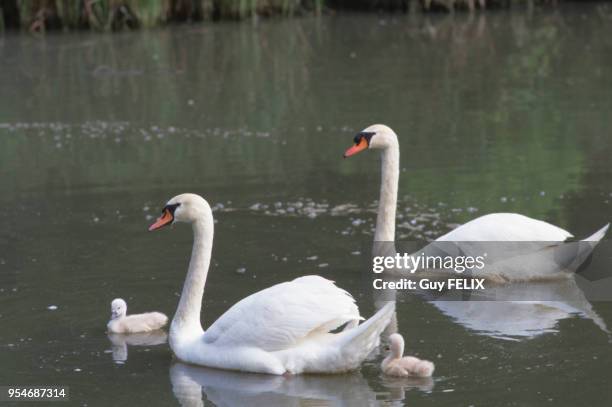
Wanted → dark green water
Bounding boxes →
[1,4,612,406]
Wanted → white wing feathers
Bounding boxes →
[437,213,573,242]
[203,276,361,351]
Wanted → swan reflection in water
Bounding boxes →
[170,362,434,406]
[426,276,609,340]
[374,264,610,340]
[107,330,168,363]
[375,239,610,340]
[381,375,434,405]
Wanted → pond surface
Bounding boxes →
[1,4,612,406]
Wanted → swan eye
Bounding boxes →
[354,131,375,145]
[163,203,181,215]
[149,203,181,231]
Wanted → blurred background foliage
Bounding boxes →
[1,0,611,32]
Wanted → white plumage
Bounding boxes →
[149,193,394,375]
[204,275,361,351]
[106,298,168,334]
[381,333,434,378]
[345,124,609,282]
[436,213,573,242]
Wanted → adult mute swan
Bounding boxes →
[107,298,168,334]
[343,124,609,282]
[381,334,434,377]
[148,193,394,375]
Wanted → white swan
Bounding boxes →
[148,193,395,375]
[381,333,434,377]
[344,124,609,281]
[106,298,168,334]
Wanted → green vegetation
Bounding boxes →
[0,0,604,32]
[0,0,324,32]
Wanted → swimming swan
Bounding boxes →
[106,298,168,334]
[381,333,434,377]
[148,193,395,375]
[343,124,609,282]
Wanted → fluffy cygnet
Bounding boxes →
[107,298,168,334]
[381,333,435,377]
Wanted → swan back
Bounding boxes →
[203,276,361,351]
[107,312,169,334]
[436,213,573,242]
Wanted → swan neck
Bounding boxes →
[392,339,404,359]
[382,355,393,369]
[171,218,212,335]
[375,143,399,243]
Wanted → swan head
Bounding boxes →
[387,333,405,359]
[111,298,127,319]
[149,193,211,231]
[343,124,398,158]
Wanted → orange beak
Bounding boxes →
[343,137,368,158]
[149,209,174,231]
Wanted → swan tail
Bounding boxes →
[574,222,611,337]
[561,223,610,274]
[582,223,610,243]
[334,302,395,370]
[580,306,610,337]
